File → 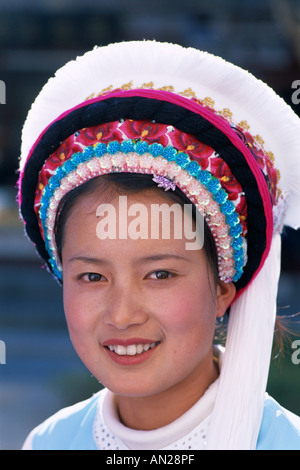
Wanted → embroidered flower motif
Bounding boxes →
[169,130,214,170]
[242,130,278,204]
[265,160,279,205]
[234,196,247,235]
[47,136,82,169]
[210,157,242,202]
[209,155,248,235]
[243,130,266,169]
[34,135,81,219]
[119,120,169,145]
[77,122,121,145]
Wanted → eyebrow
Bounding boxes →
[67,253,189,266]
[135,254,189,264]
[67,256,111,266]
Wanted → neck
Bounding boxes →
[115,359,219,431]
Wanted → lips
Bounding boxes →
[102,338,160,364]
[106,342,157,356]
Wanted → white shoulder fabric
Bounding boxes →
[207,233,282,449]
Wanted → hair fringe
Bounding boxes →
[214,310,300,362]
[272,310,300,366]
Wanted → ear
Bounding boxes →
[216,281,236,318]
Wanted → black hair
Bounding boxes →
[54,172,219,287]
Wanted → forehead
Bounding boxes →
[63,188,203,258]
[66,188,182,221]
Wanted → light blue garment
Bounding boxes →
[29,393,99,450]
[26,390,300,450]
[257,395,300,450]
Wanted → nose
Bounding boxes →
[103,282,149,330]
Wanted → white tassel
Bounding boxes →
[207,234,282,449]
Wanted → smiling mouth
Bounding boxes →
[105,342,160,356]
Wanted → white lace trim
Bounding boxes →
[93,347,223,450]
[93,374,221,450]
[93,397,211,450]
[93,389,213,451]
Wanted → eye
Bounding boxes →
[147,270,173,280]
[80,273,107,283]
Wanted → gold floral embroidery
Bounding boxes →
[200,96,215,108]
[157,85,174,92]
[266,151,275,164]
[139,82,154,89]
[254,135,265,147]
[121,81,134,91]
[97,85,113,96]
[237,120,250,131]
[85,93,95,100]
[218,108,233,122]
[179,88,197,98]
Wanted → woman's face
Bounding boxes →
[62,189,234,400]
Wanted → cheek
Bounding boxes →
[63,281,97,337]
[160,283,217,341]
[63,283,103,370]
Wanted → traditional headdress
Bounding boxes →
[18,41,300,449]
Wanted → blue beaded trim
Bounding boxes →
[40,139,245,282]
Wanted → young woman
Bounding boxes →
[19,41,300,450]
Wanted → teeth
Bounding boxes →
[107,342,157,356]
[116,345,127,356]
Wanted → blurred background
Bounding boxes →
[0,0,300,450]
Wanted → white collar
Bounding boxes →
[98,346,223,450]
